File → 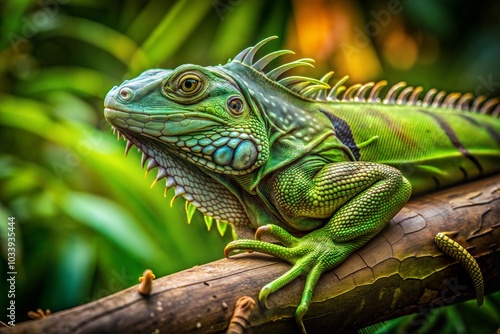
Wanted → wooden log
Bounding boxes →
[2,174,499,334]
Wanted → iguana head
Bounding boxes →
[104,63,269,175]
[103,36,341,230]
[104,37,339,189]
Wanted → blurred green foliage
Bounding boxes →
[0,0,499,332]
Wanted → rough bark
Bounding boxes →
[2,174,499,334]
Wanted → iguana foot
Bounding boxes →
[225,224,352,333]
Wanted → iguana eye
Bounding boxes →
[179,75,201,94]
[227,97,244,115]
[118,87,134,101]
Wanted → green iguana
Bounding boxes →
[104,36,500,333]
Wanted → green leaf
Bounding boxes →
[0,0,35,51]
[42,234,97,310]
[55,16,150,71]
[445,306,465,334]
[211,0,265,61]
[59,191,167,265]
[131,0,213,74]
[18,67,116,97]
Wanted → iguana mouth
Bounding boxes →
[103,107,223,136]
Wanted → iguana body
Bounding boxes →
[104,36,500,333]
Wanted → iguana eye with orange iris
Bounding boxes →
[179,75,202,94]
[227,97,244,115]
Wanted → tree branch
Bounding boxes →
[2,174,500,334]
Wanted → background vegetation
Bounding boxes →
[1,0,499,332]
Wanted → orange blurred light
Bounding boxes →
[382,27,418,70]
[290,0,382,82]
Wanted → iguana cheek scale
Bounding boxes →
[104,36,499,333]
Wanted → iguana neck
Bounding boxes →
[219,62,354,193]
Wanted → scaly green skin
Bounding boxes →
[104,37,500,333]
[435,232,484,305]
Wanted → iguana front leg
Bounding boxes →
[225,161,412,333]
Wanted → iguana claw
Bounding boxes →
[258,285,272,309]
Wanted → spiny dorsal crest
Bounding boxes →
[230,36,500,117]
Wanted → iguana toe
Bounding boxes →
[255,224,299,246]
